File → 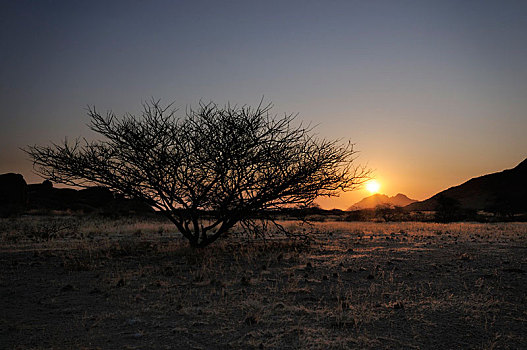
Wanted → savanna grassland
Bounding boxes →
[1,216,526,349]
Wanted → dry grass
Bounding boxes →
[1,216,526,349]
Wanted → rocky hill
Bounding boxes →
[349,193,416,210]
[405,158,527,213]
[0,174,153,217]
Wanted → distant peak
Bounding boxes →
[349,192,416,210]
[370,193,389,198]
[393,193,408,198]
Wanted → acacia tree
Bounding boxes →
[25,100,368,247]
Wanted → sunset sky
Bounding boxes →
[1,1,526,209]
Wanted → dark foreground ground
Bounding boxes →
[1,218,526,349]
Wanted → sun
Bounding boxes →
[366,180,381,194]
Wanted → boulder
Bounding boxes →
[0,173,28,217]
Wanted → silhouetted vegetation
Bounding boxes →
[25,100,368,247]
[374,205,405,222]
[485,192,526,220]
[434,195,462,223]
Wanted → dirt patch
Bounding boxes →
[1,219,526,349]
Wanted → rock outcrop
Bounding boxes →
[0,173,28,217]
[406,158,527,213]
[0,174,153,216]
[28,182,114,212]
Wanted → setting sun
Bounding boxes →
[366,180,381,194]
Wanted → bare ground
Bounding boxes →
[1,218,526,349]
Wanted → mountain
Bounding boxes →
[0,174,154,217]
[405,158,527,213]
[349,193,417,210]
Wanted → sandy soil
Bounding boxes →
[1,219,526,349]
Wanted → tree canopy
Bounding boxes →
[26,100,368,247]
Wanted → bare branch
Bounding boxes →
[23,99,369,247]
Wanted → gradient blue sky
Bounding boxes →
[1,0,526,209]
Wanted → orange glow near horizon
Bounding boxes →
[365,179,381,195]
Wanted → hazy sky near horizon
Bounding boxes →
[1,0,526,209]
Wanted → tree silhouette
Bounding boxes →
[375,204,404,222]
[434,195,462,223]
[25,100,368,247]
